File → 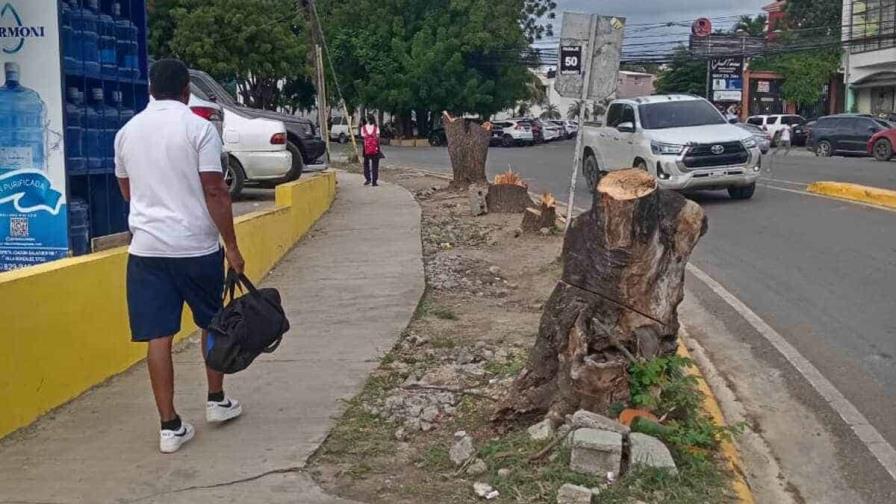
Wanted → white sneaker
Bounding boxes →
[159,421,195,454]
[206,397,242,423]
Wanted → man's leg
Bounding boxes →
[372,156,380,185]
[201,330,224,395]
[147,335,177,421]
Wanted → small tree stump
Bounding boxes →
[521,195,558,233]
[495,169,707,421]
[486,184,534,213]
[443,112,490,189]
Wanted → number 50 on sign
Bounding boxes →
[560,45,582,75]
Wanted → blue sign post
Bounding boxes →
[0,1,69,271]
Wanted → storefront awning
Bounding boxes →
[852,72,896,89]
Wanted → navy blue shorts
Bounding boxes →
[126,249,225,342]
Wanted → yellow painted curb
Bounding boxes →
[807,181,896,209]
[678,339,755,504]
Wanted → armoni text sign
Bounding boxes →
[0,1,68,271]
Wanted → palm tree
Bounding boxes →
[733,14,767,37]
[516,102,531,117]
[567,100,591,121]
[540,104,560,120]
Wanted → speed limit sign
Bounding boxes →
[560,45,583,75]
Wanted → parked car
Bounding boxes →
[736,123,772,154]
[189,69,326,178]
[581,95,761,200]
[747,114,807,145]
[868,123,896,161]
[190,84,291,197]
[512,117,542,143]
[808,114,894,157]
[429,126,447,146]
[540,119,564,142]
[563,120,579,139]
[330,116,352,143]
[491,119,534,147]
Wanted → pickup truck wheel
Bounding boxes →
[225,155,246,198]
[728,183,756,200]
[634,159,648,171]
[583,154,602,190]
[429,133,443,147]
[816,140,833,157]
[502,134,514,148]
[873,138,893,161]
[282,142,305,182]
[338,133,347,144]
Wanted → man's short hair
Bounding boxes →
[150,59,190,100]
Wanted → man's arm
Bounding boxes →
[117,177,130,202]
[200,172,244,274]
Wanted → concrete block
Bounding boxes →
[556,483,593,504]
[629,433,677,474]
[528,418,555,441]
[568,409,630,436]
[569,428,622,476]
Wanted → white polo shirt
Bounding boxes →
[114,100,224,258]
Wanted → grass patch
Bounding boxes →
[593,452,732,503]
[430,335,460,349]
[484,351,527,378]
[431,305,459,320]
[415,293,459,322]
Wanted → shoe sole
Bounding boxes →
[160,427,194,454]
[207,404,242,423]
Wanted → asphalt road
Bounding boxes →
[383,141,896,500]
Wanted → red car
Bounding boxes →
[868,128,896,161]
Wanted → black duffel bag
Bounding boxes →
[205,270,289,374]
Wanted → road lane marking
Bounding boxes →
[759,177,806,186]
[687,263,896,482]
[762,183,896,213]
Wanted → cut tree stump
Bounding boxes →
[443,112,490,189]
[521,194,558,233]
[495,169,707,420]
[486,184,534,213]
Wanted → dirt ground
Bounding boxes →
[308,165,733,504]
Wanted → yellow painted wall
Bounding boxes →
[0,171,336,438]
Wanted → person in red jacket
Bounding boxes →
[360,115,381,186]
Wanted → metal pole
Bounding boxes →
[315,45,331,164]
[564,14,598,231]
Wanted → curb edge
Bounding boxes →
[807,181,896,210]
[678,333,756,504]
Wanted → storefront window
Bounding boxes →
[852,0,896,53]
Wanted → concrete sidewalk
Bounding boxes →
[0,172,424,504]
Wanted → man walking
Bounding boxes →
[115,59,245,453]
[775,123,793,156]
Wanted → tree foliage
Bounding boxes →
[150,0,314,111]
[785,0,842,34]
[654,47,706,96]
[315,0,551,129]
[732,14,767,37]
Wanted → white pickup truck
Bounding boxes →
[581,95,761,199]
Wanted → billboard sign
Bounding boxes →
[0,0,68,271]
[710,57,743,102]
[560,45,583,75]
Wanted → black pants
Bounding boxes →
[363,155,380,183]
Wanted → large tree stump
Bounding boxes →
[521,194,558,233]
[496,169,707,421]
[443,112,490,189]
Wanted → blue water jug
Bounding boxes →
[0,63,47,174]
[65,87,86,174]
[97,4,117,78]
[61,1,79,74]
[113,3,140,80]
[84,89,103,172]
[77,0,101,77]
[112,91,134,127]
[94,89,119,172]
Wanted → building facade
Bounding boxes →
[844,0,896,115]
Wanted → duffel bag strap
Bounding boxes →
[224,269,245,302]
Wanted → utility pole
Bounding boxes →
[315,44,331,163]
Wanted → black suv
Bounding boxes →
[808,114,894,157]
[189,70,326,178]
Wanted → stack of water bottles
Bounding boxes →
[61,1,139,79]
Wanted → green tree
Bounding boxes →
[168,0,312,110]
[654,47,706,96]
[315,0,546,134]
[732,14,767,36]
[147,0,182,59]
[567,100,591,120]
[785,0,842,34]
[540,104,560,119]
